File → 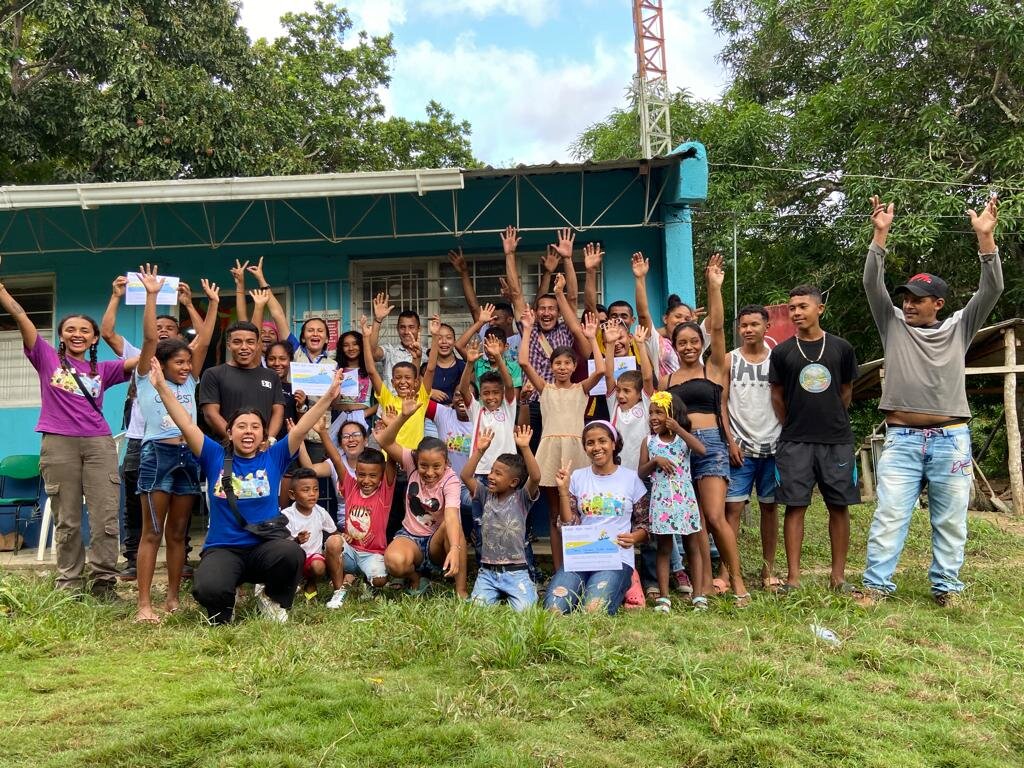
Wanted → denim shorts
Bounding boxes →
[137,441,201,495]
[726,455,778,503]
[342,542,388,583]
[393,527,442,575]
[691,428,731,481]
[471,565,537,611]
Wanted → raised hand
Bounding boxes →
[540,245,560,275]
[870,195,894,232]
[177,281,193,306]
[448,247,468,274]
[519,380,535,403]
[294,390,308,409]
[498,277,514,300]
[632,323,649,345]
[583,242,604,270]
[482,333,502,360]
[323,368,345,402]
[111,275,128,298]
[249,288,270,307]
[147,357,166,388]
[582,312,598,339]
[478,302,496,326]
[602,320,622,345]
[968,194,999,241]
[706,253,725,289]
[377,405,398,429]
[520,305,536,328]
[553,227,575,260]
[513,424,533,448]
[201,279,220,302]
[358,314,373,336]
[428,314,442,336]
[430,388,449,403]
[554,459,572,490]
[284,418,296,433]
[552,272,566,294]
[407,340,422,359]
[137,263,165,295]
[500,225,521,257]
[230,259,249,286]
[372,292,395,323]
[246,256,267,286]
[630,251,649,278]
[464,337,483,363]
[401,395,423,418]
[476,426,495,453]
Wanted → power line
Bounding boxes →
[709,162,1024,193]
[0,0,43,27]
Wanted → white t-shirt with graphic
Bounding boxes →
[467,397,517,475]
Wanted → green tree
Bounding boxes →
[0,0,474,183]
[574,0,1024,359]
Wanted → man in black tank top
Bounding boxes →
[768,285,860,593]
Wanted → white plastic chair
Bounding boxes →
[36,432,127,562]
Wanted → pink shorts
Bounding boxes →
[303,553,326,579]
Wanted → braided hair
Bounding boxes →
[56,314,101,377]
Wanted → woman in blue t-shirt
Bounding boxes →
[132,265,219,624]
[150,360,344,624]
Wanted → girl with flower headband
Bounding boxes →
[640,390,706,612]
[544,420,651,616]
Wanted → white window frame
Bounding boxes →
[0,273,56,408]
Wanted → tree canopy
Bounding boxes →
[574,0,1023,359]
[0,0,475,184]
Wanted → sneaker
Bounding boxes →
[253,584,288,623]
[89,581,124,602]
[934,591,961,608]
[118,563,137,582]
[182,563,194,580]
[673,570,692,594]
[326,587,348,609]
[851,586,887,608]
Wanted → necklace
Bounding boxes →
[795,332,826,363]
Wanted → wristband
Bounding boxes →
[259,283,270,290]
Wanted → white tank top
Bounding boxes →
[727,348,780,457]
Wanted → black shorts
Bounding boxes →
[774,440,861,507]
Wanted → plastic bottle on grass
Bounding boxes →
[810,624,841,647]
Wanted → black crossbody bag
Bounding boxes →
[221,451,292,541]
[69,369,104,416]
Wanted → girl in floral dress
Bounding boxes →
[639,391,706,613]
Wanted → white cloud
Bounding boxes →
[236,1,318,42]
[419,0,553,26]
[392,32,635,164]
[661,0,728,100]
[345,0,408,37]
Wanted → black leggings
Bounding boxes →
[192,540,304,624]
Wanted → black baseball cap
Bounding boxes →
[895,273,948,299]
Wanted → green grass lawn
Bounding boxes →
[3,501,1024,768]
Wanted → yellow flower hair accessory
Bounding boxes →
[650,391,673,410]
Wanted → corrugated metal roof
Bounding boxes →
[463,155,680,179]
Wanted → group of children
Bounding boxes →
[5,196,1000,623]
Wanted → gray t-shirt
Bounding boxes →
[728,347,780,457]
[863,244,1003,419]
[474,484,539,565]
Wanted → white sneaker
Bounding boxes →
[254,584,288,623]
[326,587,348,609]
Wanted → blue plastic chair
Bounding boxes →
[0,454,42,553]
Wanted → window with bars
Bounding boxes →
[0,275,55,407]
[351,254,602,346]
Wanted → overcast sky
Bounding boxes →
[237,0,730,166]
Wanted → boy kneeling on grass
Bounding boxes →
[331,446,398,607]
[461,425,541,611]
[281,467,344,605]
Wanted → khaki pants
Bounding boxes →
[40,434,121,590]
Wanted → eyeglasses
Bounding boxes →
[341,433,363,441]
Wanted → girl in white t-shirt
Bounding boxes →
[544,421,650,616]
[602,322,655,471]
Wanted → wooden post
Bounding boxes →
[1003,328,1023,515]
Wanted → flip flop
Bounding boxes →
[712,578,731,596]
[733,592,752,609]
[761,576,783,592]
[134,611,161,625]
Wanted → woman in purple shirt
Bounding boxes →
[0,280,137,597]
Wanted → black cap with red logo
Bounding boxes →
[895,272,948,299]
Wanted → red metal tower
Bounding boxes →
[632,0,672,158]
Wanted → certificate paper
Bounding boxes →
[562,516,632,572]
[125,273,179,306]
[587,356,637,396]
[340,368,359,398]
[290,362,337,397]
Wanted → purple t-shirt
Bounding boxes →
[25,337,129,437]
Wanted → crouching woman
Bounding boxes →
[149,361,344,624]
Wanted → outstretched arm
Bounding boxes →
[631,251,653,331]
[100,276,128,357]
[704,253,727,374]
[189,279,221,375]
[177,282,204,336]
[580,315,606,393]
[448,248,481,321]
[287,369,344,456]
[633,324,655,395]
[963,195,1004,328]
[517,307,547,392]
[458,339,482,405]
[513,425,541,497]
[460,427,493,496]
[230,259,249,322]
[553,274,592,359]
[582,242,604,316]
[136,264,165,376]
[421,316,441,395]
[552,228,578,311]
[359,315,385,395]
[377,398,422,464]
[455,302,493,360]
[368,292,394,363]
[501,226,528,319]
[864,195,896,333]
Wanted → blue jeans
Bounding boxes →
[544,564,633,615]
[471,566,537,611]
[863,425,973,596]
